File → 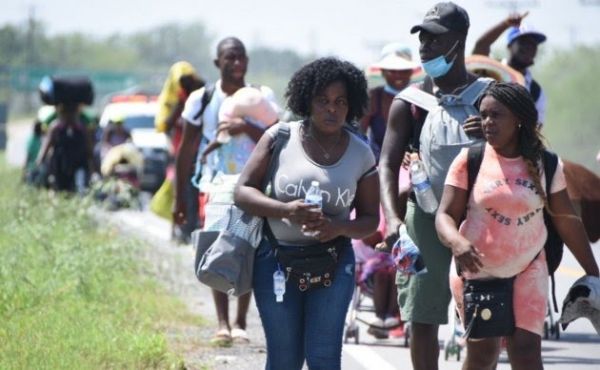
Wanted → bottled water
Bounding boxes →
[410,157,439,214]
[273,269,286,303]
[303,180,322,237]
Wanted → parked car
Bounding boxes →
[98,97,169,192]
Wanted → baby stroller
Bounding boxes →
[344,240,409,347]
[91,143,143,210]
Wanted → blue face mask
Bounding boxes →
[421,41,459,78]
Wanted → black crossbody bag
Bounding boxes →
[463,277,516,339]
[263,222,348,291]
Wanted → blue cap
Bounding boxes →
[506,24,547,46]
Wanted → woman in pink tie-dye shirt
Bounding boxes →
[436,82,599,370]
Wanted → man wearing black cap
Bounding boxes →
[473,14,547,125]
[379,3,492,369]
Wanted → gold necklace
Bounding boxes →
[302,124,342,160]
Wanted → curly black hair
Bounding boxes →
[284,57,368,122]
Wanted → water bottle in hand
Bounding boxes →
[303,180,322,237]
[409,155,438,214]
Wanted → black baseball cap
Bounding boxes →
[410,2,470,35]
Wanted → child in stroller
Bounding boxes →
[345,210,406,343]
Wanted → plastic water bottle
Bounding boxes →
[273,269,286,303]
[303,180,323,236]
[410,156,438,214]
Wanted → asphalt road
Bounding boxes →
[5,120,600,369]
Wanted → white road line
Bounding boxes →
[343,345,397,370]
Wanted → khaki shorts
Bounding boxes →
[396,201,453,325]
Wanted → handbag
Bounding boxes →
[193,122,291,295]
[195,206,261,296]
[463,277,516,339]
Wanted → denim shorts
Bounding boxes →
[253,238,355,370]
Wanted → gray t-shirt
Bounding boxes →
[266,121,376,245]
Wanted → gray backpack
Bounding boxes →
[398,77,493,202]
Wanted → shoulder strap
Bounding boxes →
[397,86,438,112]
[192,84,216,121]
[542,149,560,312]
[260,122,292,250]
[542,150,558,195]
[455,143,485,276]
[530,79,541,103]
[458,77,494,106]
[260,122,291,192]
[466,143,485,209]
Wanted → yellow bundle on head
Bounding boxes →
[155,61,198,133]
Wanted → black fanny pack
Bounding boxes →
[463,277,516,339]
[274,237,348,291]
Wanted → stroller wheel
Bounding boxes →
[551,322,560,340]
[344,326,359,344]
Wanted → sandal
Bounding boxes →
[231,328,250,344]
[210,328,232,347]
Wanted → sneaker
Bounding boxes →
[367,317,385,328]
[389,325,405,338]
[384,316,401,328]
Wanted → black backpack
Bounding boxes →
[467,144,563,312]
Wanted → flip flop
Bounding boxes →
[231,328,250,344]
[210,328,232,347]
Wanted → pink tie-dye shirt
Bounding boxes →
[446,144,567,336]
[446,144,567,279]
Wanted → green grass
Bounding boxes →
[0,154,202,369]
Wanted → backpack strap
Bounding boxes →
[261,122,291,191]
[466,143,485,202]
[397,85,438,112]
[529,79,542,103]
[398,81,433,152]
[457,77,494,107]
[542,149,560,312]
[192,84,216,121]
[453,143,485,277]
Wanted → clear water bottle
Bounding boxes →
[409,156,438,214]
[303,180,323,237]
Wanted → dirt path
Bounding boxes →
[96,208,267,369]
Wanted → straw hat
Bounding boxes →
[370,42,419,72]
[465,55,525,85]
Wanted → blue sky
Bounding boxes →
[3,0,600,66]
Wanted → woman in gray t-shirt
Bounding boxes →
[235,57,379,370]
